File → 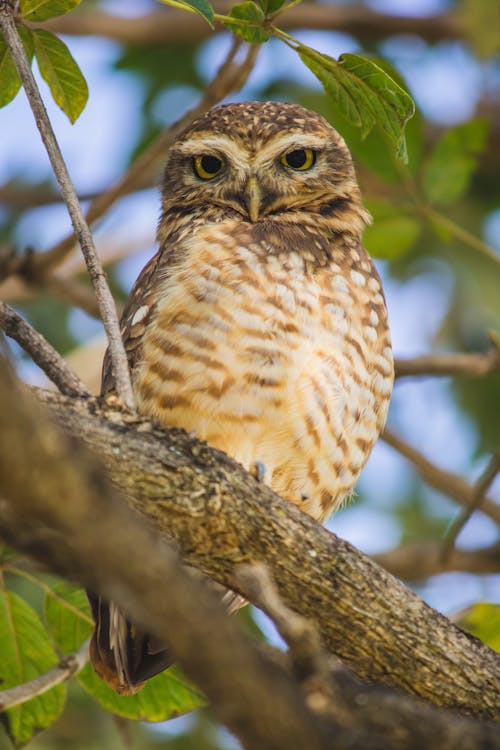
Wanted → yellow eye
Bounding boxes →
[280,148,316,171]
[193,154,223,180]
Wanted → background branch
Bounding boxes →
[42,5,462,46]
[382,428,500,526]
[0,301,89,397]
[441,452,500,559]
[372,541,500,580]
[0,6,134,408]
[395,349,500,378]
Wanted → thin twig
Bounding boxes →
[422,206,500,268]
[0,301,89,397]
[0,7,134,409]
[395,349,500,378]
[237,563,330,686]
[382,428,500,526]
[33,40,259,275]
[0,640,89,711]
[441,453,500,561]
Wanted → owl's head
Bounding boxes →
[161,101,366,231]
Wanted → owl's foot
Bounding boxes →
[251,460,267,483]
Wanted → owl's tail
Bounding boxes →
[87,592,173,695]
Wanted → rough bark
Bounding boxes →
[19,387,499,722]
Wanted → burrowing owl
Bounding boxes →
[89,101,394,693]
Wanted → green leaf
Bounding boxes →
[0,26,34,109]
[44,581,93,654]
[297,47,415,163]
[422,119,489,206]
[256,0,288,12]
[223,2,270,43]
[78,663,205,721]
[455,603,500,651]
[19,0,82,22]
[32,29,88,123]
[45,582,205,722]
[364,200,421,259]
[156,0,214,28]
[0,589,66,747]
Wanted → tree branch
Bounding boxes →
[382,428,500,526]
[0,364,499,749]
[0,641,89,712]
[0,301,89,397]
[442,453,500,560]
[372,541,500,581]
[395,349,500,378]
[42,5,463,46]
[0,6,134,409]
[6,385,496,720]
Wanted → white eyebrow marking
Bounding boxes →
[176,135,249,164]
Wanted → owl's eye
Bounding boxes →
[280,148,316,171]
[193,154,223,180]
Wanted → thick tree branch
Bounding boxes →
[0,6,134,409]
[0,365,499,749]
[0,642,89,712]
[10,385,498,720]
[0,301,90,397]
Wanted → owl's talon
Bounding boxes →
[251,460,266,483]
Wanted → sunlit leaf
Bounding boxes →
[223,2,270,43]
[19,0,82,22]
[45,582,205,722]
[32,29,88,123]
[297,47,415,162]
[0,26,34,109]
[157,0,214,28]
[364,200,421,259]
[44,581,93,653]
[423,119,489,206]
[0,589,65,747]
[454,603,500,652]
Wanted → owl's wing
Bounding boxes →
[101,248,164,395]
[90,246,177,694]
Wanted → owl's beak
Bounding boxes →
[245,175,263,222]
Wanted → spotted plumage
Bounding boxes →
[91,100,394,693]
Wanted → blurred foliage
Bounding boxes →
[456,602,500,652]
[1,0,500,747]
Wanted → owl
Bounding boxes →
[89,101,394,694]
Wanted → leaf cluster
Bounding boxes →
[0,570,203,747]
[1,0,87,122]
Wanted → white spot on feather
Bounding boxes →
[131,305,149,326]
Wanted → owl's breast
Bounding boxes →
[135,222,393,520]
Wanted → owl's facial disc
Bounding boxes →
[168,129,354,222]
